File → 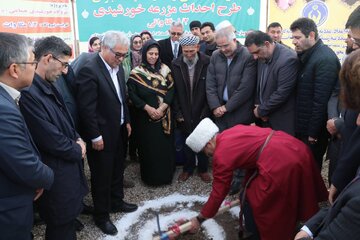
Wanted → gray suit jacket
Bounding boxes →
[256,43,299,135]
[305,175,360,239]
[206,44,257,131]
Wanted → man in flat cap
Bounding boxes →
[189,20,203,41]
[186,118,327,240]
[172,34,211,182]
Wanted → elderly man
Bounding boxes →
[245,30,298,135]
[19,36,88,239]
[186,118,328,240]
[0,33,54,240]
[290,18,340,169]
[158,21,184,67]
[76,31,137,235]
[206,28,256,131]
[172,34,211,182]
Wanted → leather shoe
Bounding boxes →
[81,203,94,215]
[95,220,118,235]
[123,178,135,188]
[178,172,191,182]
[75,218,84,232]
[198,172,212,183]
[111,200,138,213]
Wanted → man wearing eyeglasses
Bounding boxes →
[76,30,137,236]
[206,28,257,131]
[158,21,184,68]
[0,32,54,240]
[19,36,88,240]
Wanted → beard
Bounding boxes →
[346,46,355,55]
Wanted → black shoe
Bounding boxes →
[81,203,94,215]
[111,201,138,213]
[75,218,84,232]
[95,220,118,235]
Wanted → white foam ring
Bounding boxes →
[103,193,238,240]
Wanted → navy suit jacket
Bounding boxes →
[76,53,130,149]
[19,75,88,225]
[0,85,53,239]
[306,175,360,239]
[158,37,182,68]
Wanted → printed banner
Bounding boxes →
[268,0,360,60]
[76,0,261,41]
[0,0,74,44]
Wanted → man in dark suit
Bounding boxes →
[245,30,299,135]
[294,172,360,239]
[158,21,184,67]
[76,30,138,235]
[19,36,88,240]
[0,32,54,240]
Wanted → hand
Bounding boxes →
[145,104,161,120]
[34,188,44,201]
[213,106,225,118]
[188,217,201,234]
[326,118,337,135]
[76,138,86,158]
[126,123,132,137]
[254,105,260,118]
[328,184,338,205]
[308,136,317,145]
[92,139,104,151]
[294,230,311,240]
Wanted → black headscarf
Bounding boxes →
[141,39,161,73]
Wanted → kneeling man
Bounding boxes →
[186,118,328,240]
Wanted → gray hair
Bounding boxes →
[215,28,236,42]
[0,32,31,75]
[170,21,184,30]
[34,36,72,61]
[101,31,129,49]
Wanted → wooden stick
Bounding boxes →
[152,199,240,240]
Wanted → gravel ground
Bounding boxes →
[33,159,217,240]
[33,158,330,240]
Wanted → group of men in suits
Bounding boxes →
[0,33,54,239]
[0,31,138,239]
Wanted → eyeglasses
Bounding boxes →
[110,48,128,59]
[170,32,183,36]
[11,61,38,69]
[52,55,69,68]
[217,43,231,50]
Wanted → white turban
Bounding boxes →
[215,20,233,31]
[186,118,219,153]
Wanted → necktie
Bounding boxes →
[173,42,179,59]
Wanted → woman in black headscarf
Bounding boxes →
[127,40,175,186]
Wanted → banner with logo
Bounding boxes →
[76,0,261,42]
[268,0,360,60]
[0,0,74,45]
